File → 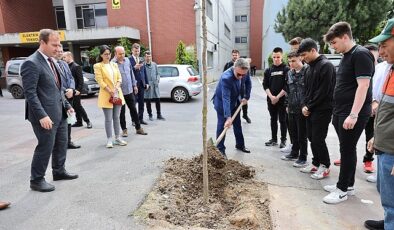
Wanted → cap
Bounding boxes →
[369,18,394,43]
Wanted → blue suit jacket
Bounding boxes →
[213,67,252,118]
[57,59,75,90]
[129,56,148,88]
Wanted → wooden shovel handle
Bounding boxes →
[215,103,244,146]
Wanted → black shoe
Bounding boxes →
[243,116,251,123]
[86,122,92,129]
[157,115,166,120]
[279,141,286,148]
[265,139,278,146]
[68,142,81,149]
[235,145,251,153]
[149,116,154,121]
[30,179,55,192]
[53,171,79,181]
[71,122,83,127]
[281,153,298,161]
[364,220,384,230]
[140,120,148,125]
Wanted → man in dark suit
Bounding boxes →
[21,29,78,192]
[63,51,93,129]
[213,58,252,157]
[129,43,149,125]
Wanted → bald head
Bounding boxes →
[115,46,126,62]
[63,51,74,64]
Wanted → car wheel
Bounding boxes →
[10,85,24,99]
[87,93,96,97]
[171,87,189,103]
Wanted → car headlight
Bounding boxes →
[83,76,89,82]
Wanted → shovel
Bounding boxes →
[208,103,243,147]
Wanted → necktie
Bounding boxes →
[48,58,60,88]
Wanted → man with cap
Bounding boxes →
[363,18,394,230]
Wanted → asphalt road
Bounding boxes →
[0,78,383,230]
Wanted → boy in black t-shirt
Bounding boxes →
[322,22,374,205]
[263,47,289,148]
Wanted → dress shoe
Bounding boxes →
[0,201,11,210]
[30,179,55,192]
[136,128,148,135]
[53,171,79,181]
[243,116,251,123]
[235,146,251,153]
[149,115,154,121]
[157,115,166,120]
[68,142,81,149]
[140,120,148,125]
[364,220,384,230]
[86,121,93,129]
[71,122,83,127]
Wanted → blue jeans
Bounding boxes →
[377,152,394,230]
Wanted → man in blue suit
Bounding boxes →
[213,58,252,156]
[129,43,149,125]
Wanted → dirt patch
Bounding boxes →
[133,146,272,230]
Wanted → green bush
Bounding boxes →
[267,52,288,67]
[175,40,197,69]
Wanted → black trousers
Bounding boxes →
[73,95,90,124]
[135,86,145,121]
[31,118,68,180]
[286,113,293,144]
[242,104,248,118]
[333,115,369,192]
[288,112,308,160]
[67,98,74,144]
[363,116,375,162]
[120,93,141,130]
[145,98,162,117]
[267,102,287,142]
[306,110,332,168]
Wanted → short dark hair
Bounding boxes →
[132,43,140,49]
[364,44,379,52]
[273,47,283,53]
[289,37,303,45]
[297,38,318,54]
[324,21,353,42]
[97,45,111,62]
[39,29,57,43]
[144,50,151,56]
[287,51,300,59]
[231,49,240,54]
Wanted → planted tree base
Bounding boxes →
[133,146,272,229]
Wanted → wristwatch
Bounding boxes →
[349,113,358,119]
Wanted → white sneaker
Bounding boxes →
[311,165,330,180]
[323,188,348,204]
[106,139,113,148]
[300,164,318,173]
[114,137,127,146]
[323,184,355,196]
[366,175,377,183]
[280,144,293,153]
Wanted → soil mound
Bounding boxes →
[134,146,272,230]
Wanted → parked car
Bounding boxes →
[324,54,342,71]
[157,64,202,103]
[5,57,99,99]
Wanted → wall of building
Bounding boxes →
[233,0,250,58]
[0,0,56,33]
[250,0,263,70]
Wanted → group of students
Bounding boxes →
[263,21,394,229]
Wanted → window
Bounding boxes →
[207,51,213,68]
[187,67,199,76]
[235,15,248,22]
[7,63,21,75]
[158,67,179,78]
[206,0,213,20]
[55,7,66,29]
[235,36,248,43]
[224,24,231,39]
[75,4,108,29]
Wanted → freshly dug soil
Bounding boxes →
[133,146,272,230]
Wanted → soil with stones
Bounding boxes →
[133,146,272,230]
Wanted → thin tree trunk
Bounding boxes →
[201,0,209,204]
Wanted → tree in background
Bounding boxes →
[175,40,197,69]
[117,37,132,56]
[275,0,390,49]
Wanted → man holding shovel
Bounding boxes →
[213,58,252,157]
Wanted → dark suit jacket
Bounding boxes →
[223,60,235,72]
[68,61,84,92]
[21,51,71,125]
[57,60,75,90]
[213,67,252,118]
[129,56,148,88]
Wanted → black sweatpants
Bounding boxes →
[267,102,287,142]
[288,112,308,160]
[363,116,375,162]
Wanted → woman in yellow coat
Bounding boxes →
[94,45,127,148]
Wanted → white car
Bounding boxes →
[157,64,202,103]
